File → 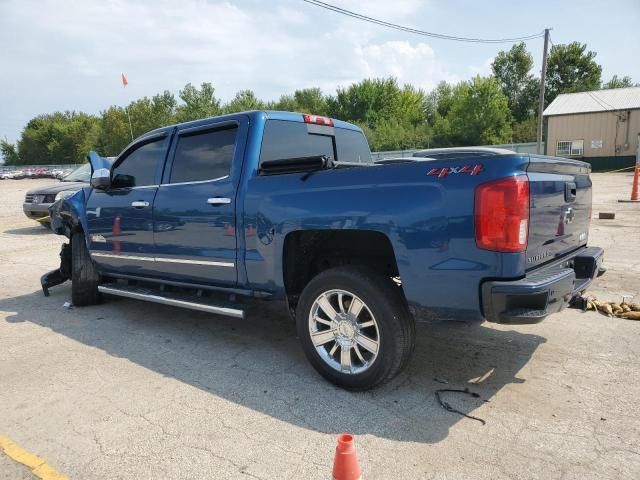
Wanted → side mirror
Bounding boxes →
[91,168,111,190]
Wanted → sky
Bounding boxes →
[1,0,639,145]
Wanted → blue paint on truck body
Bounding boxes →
[53,110,600,324]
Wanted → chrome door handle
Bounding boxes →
[207,197,231,205]
[131,201,149,208]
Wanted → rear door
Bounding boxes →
[86,133,169,274]
[151,117,248,285]
[526,155,592,269]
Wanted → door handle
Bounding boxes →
[565,182,577,202]
[207,197,231,205]
[131,201,150,208]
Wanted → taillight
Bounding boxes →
[303,113,334,126]
[475,175,529,253]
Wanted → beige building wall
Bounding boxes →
[547,109,640,158]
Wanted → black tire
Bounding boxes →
[71,231,101,306]
[296,266,415,391]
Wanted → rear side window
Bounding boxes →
[335,127,372,163]
[170,126,238,183]
[260,120,333,163]
[112,139,165,188]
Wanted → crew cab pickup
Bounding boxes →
[44,111,604,390]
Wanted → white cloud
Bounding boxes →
[355,41,459,91]
[468,57,494,78]
[0,0,453,144]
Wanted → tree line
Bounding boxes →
[1,41,636,165]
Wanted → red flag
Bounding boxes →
[121,73,128,87]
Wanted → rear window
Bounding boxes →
[259,120,371,164]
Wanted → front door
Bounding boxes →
[86,133,169,276]
[151,118,248,285]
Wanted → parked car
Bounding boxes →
[23,161,114,228]
[44,111,604,390]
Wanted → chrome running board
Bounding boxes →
[97,285,245,319]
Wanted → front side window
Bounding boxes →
[170,127,238,184]
[112,139,165,188]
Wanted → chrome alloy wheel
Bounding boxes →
[308,289,380,375]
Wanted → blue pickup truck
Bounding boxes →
[44,110,604,390]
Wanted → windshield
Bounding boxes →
[62,163,91,182]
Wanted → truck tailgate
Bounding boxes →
[526,156,592,269]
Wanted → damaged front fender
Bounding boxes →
[43,150,110,297]
[43,190,89,296]
[49,187,91,240]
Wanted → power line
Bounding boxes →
[302,0,545,44]
[585,91,623,118]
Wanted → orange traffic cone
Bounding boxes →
[332,434,361,480]
[619,164,640,203]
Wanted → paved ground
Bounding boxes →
[1,174,639,480]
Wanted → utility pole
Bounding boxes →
[536,28,550,155]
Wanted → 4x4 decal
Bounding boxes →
[427,165,484,177]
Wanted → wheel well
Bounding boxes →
[283,230,400,303]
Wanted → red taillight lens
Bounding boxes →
[303,113,334,126]
[475,175,529,253]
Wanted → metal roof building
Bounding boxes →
[543,87,640,171]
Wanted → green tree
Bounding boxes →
[545,42,602,104]
[447,76,512,146]
[370,119,430,151]
[1,139,19,165]
[223,90,265,113]
[424,81,454,126]
[602,75,638,89]
[511,117,537,143]
[431,116,454,147]
[327,78,403,129]
[96,106,131,157]
[293,88,329,115]
[397,85,427,127]
[270,94,298,111]
[127,91,177,136]
[269,88,329,114]
[492,42,539,122]
[15,112,100,165]
[175,82,221,123]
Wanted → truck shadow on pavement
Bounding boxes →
[3,226,51,236]
[1,286,545,444]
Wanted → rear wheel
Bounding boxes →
[71,231,101,306]
[296,266,415,391]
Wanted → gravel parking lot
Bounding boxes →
[1,174,639,480]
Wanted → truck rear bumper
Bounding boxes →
[482,246,604,324]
